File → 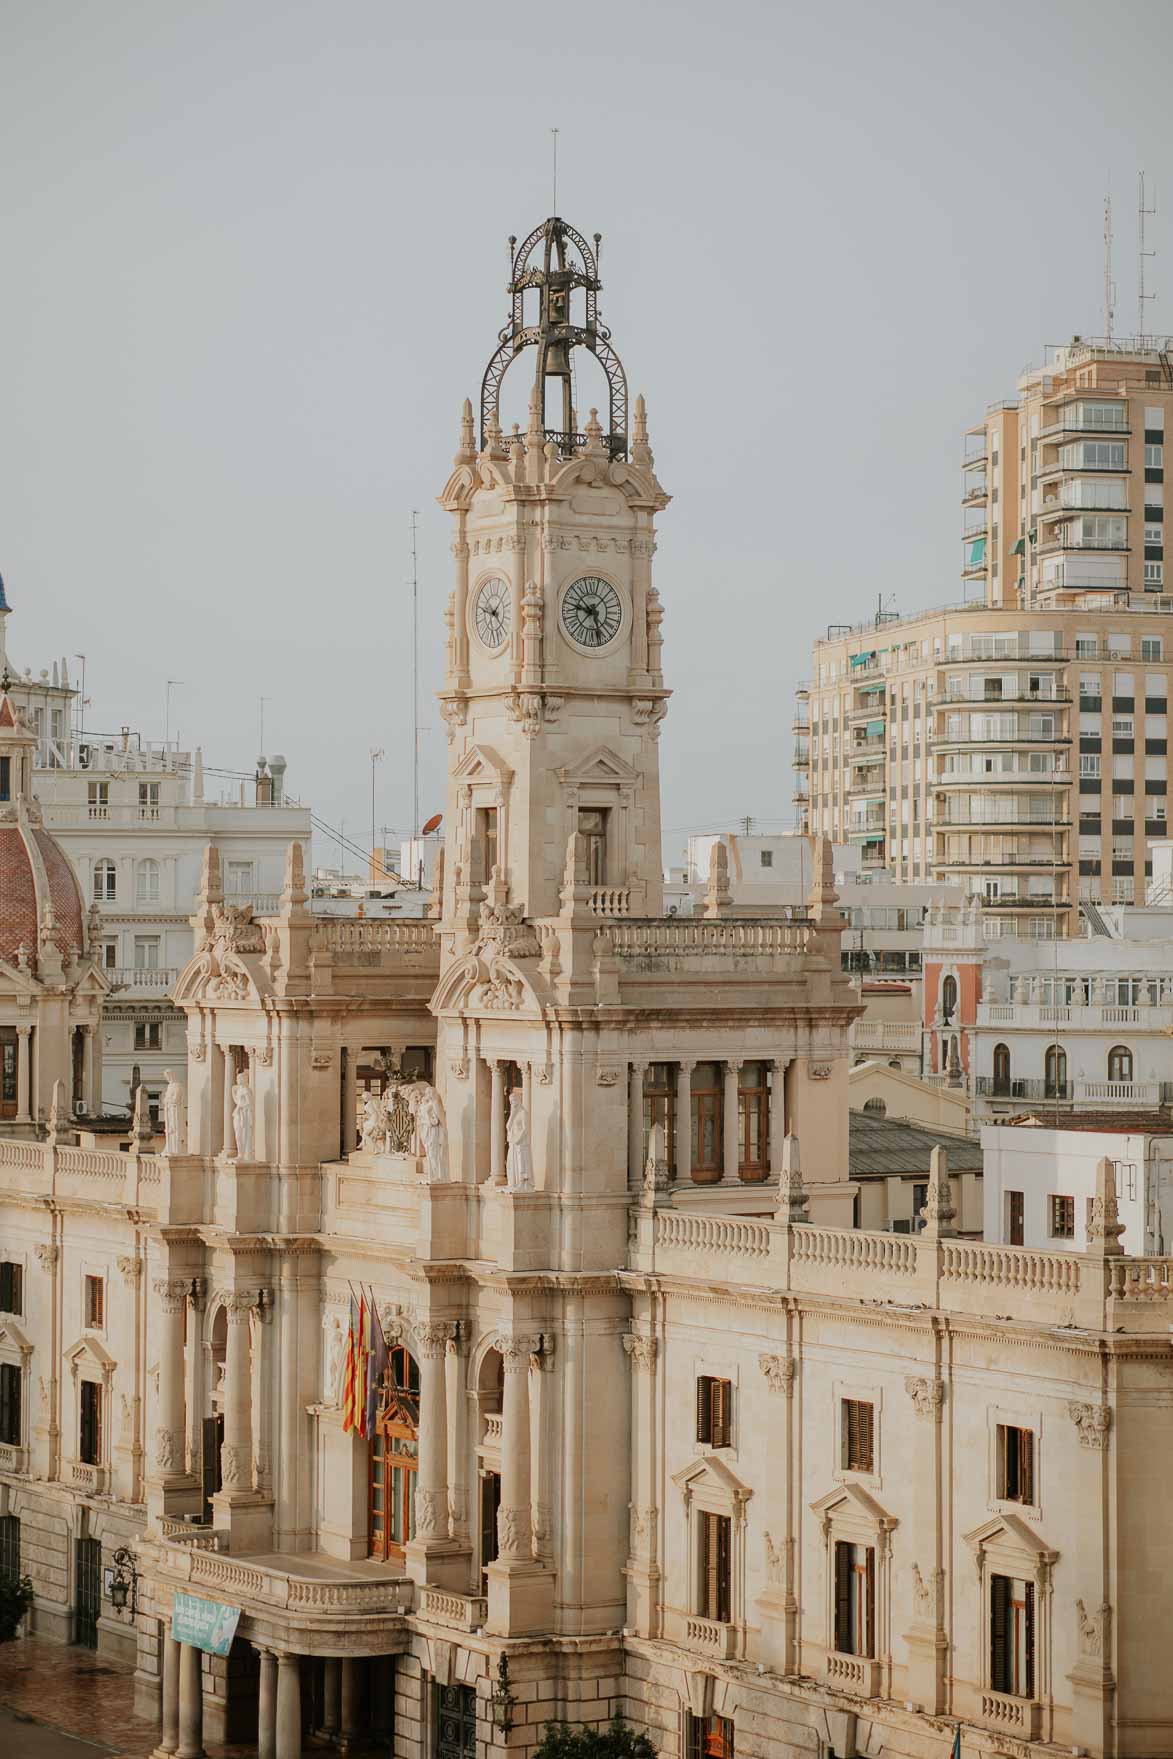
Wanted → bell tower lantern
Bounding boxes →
[438,214,671,931]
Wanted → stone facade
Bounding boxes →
[0,213,1168,1759]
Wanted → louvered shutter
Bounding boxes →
[864,1547,876,1658]
[859,1401,874,1471]
[697,1376,712,1444]
[716,1515,731,1622]
[1024,1580,1036,1698]
[0,1364,16,1445]
[834,1540,853,1653]
[990,1573,1010,1692]
[1020,1432,1034,1505]
[713,1379,731,1448]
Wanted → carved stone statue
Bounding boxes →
[323,1313,346,1406]
[411,1083,449,1182]
[162,1069,185,1156]
[230,1074,254,1161]
[360,1093,384,1152]
[505,1089,534,1191]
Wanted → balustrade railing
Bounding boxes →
[608,919,812,957]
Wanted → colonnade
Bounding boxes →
[3,1020,98,1124]
[625,1056,788,1185]
[151,1282,261,1499]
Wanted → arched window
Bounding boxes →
[992,1043,1011,1096]
[93,859,116,903]
[862,1097,887,1117]
[1044,1044,1067,1099]
[368,1344,419,1562]
[136,859,160,903]
[941,974,958,1024]
[1107,1045,1134,1084]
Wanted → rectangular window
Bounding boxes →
[133,937,160,970]
[990,1573,1035,1698]
[84,1275,104,1330]
[138,782,160,815]
[475,807,498,881]
[690,1063,723,1174]
[833,1540,875,1658]
[699,1511,732,1622]
[79,1381,102,1466]
[1080,755,1102,778]
[0,1363,20,1446]
[997,1424,1035,1503]
[1007,1190,1024,1245]
[696,1375,733,1448]
[0,756,9,803]
[841,1398,875,1473]
[1146,444,1165,469]
[577,809,608,886]
[225,860,254,896]
[736,1062,769,1175]
[1145,561,1165,586]
[759,850,773,868]
[1142,638,1164,661]
[0,1262,22,1314]
[689,1716,734,1759]
[134,1023,162,1051]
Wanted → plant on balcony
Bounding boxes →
[534,1716,657,1759]
[0,1571,34,1642]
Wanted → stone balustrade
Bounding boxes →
[588,886,632,917]
[417,1588,488,1631]
[107,965,181,994]
[166,1544,414,1615]
[607,918,812,958]
[318,920,438,954]
[683,1616,737,1659]
[849,1019,921,1050]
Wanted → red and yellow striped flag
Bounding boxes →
[341,1297,358,1433]
[355,1293,369,1439]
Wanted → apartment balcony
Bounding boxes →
[107,966,181,995]
[1039,496,1130,524]
[936,731,1071,750]
[963,519,990,545]
[961,482,988,508]
[849,735,886,759]
[937,855,1065,872]
[975,1076,1073,1102]
[979,894,1066,910]
[1038,414,1129,439]
[793,739,810,767]
[849,1020,921,1055]
[935,770,1072,791]
[847,771,885,797]
[848,698,887,723]
[683,1616,738,1661]
[979,1001,1173,1032]
[792,782,810,807]
[1037,459,1129,485]
[1036,535,1130,557]
[824,1652,881,1698]
[963,444,989,471]
[978,1693,1042,1742]
[940,687,1072,708]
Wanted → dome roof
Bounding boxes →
[0,693,88,972]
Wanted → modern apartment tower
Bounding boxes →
[795,334,1173,938]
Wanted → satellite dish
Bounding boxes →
[421,812,443,836]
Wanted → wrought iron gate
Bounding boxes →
[75,1536,101,1648]
[434,1683,476,1759]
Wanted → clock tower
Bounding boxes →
[438,214,671,936]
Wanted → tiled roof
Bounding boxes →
[1001,1110,1173,1134]
[849,1110,983,1177]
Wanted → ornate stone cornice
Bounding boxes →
[494,1331,544,1363]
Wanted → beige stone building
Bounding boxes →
[795,336,1173,937]
[1,219,1170,1759]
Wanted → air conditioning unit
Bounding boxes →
[891,1219,913,1235]
[78,745,91,768]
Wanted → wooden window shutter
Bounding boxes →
[716,1515,731,1623]
[1020,1431,1034,1504]
[701,1513,716,1617]
[697,1376,713,1444]
[1024,1580,1036,1698]
[0,1363,16,1445]
[990,1573,1010,1691]
[860,1401,874,1470]
[864,1547,876,1658]
[713,1379,731,1448]
[834,1540,852,1653]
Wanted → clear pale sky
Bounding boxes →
[3,0,1171,868]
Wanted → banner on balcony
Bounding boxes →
[171,1590,242,1656]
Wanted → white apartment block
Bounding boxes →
[982,1118,1173,1253]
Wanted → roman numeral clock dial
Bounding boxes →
[474,577,511,651]
[561,576,623,649]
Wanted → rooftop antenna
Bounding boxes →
[1139,170,1157,343]
[258,695,270,755]
[410,510,420,841]
[550,127,559,212]
[1104,192,1116,343]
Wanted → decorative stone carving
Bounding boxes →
[118,1256,142,1286]
[230,1075,254,1161]
[623,1334,658,1371]
[475,903,541,962]
[905,1376,946,1419]
[360,1094,385,1152]
[35,1244,58,1271]
[311,1050,333,1071]
[189,1042,206,1063]
[323,1313,346,1406]
[162,1069,185,1156]
[415,1320,456,1358]
[1069,1400,1112,1448]
[505,1090,534,1191]
[416,1487,447,1536]
[497,1505,525,1554]
[759,1353,796,1394]
[629,1504,654,1550]
[152,1278,187,1313]
[809,1064,832,1081]
[1076,1598,1110,1658]
[764,1531,786,1586]
[155,1428,183,1473]
[1087,1157,1125,1255]
[595,1068,620,1087]
[911,1562,944,1623]
[506,691,543,738]
[220,1442,251,1489]
[407,1083,449,1182]
[777,1134,809,1225]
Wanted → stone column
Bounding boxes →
[153,1279,188,1482]
[275,1653,301,1759]
[413,1322,452,1546]
[15,1026,31,1124]
[176,1643,204,1759]
[321,1660,340,1737]
[769,1060,786,1175]
[339,1659,361,1746]
[221,1048,234,1157]
[496,1334,535,1558]
[185,1281,205,1478]
[84,1025,97,1113]
[257,1648,277,1759]
[156,1630,180,1757]
[723,1061,741,1182]
[342,1050,358,1154]
[675,1060,694,1184]
[628,1064,646,1185]
[489,1060,506,1186]
[220,1295,254,1492]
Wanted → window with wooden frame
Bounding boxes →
[841,1399,875,1473]
[642,1063,676,1175]
[990,1572,1035,1697]
[696,1375,733,1448]
[79,1381,102,1466]
[698,1510,732,1623]
[84,1276,104,1330]
[0,1362,21,1446]
[833,1539,875,1657]
[688,1714,734,1759]
[0,1261,22,1314]
[475,807,499,882]
[1049,1195,1074,1239]
[480,1470,501,1588]
[577,808,608,886]
[690,1063,723,1175]
[736,1062,769,1178]
[367,1344,419,1561]
[996,1424,1035,1504]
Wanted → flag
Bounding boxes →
[951,1728,962,1759]
[341,1298,358,1434]
[355,1293,369,1439]
[366,1290,388,1439]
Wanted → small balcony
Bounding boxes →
[684,1616,737,1660]
[962,482,988,508]
[979,1692,1041,1741]
[107,966,180,995]
[824,1652,881,1698]
[793,739,810,767]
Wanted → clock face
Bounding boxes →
[561,576,623,650]
[474,577,511,650]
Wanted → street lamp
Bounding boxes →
[489,1653,515,1736]
[108,1546,138,1616]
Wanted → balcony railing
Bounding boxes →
[975,1077,1073,1101]
[107,966,180,994]
[849,1020,921,1051]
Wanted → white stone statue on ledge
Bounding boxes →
[410,1083,449,1182]
[162,1069,185,1156]
[323,1312,346,1406]
[506,1089,534,1191]
[360,1093,384,1152]
[230,1073,254,1161]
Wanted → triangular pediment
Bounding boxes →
[810,1480,898,1531]
[0,957,41,995]
[64,1333,116,1372]
[556,745,640,787]
[451,743,514,785]
[964,1511,1057,1561]
[0,1319,33,1357]
[672,1453,753,1506]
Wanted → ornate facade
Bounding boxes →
[0,215,1166,1759]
